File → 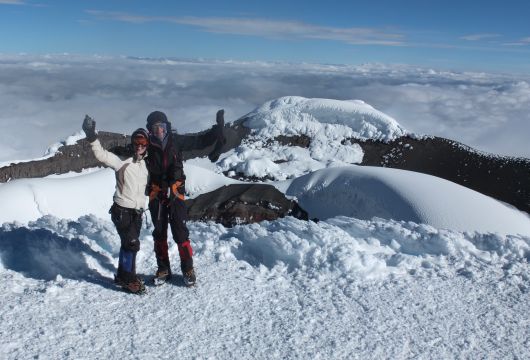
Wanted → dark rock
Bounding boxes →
[222,171,277,183]
[269,134,311,148]
[185,184,308,227]
[0,132,129,182]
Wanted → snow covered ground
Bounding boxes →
[0,97,528,359]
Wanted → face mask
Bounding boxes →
[152,122,167,140]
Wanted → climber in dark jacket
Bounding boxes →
[145,109,225,286]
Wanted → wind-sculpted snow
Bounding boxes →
[0,215,528,358]
[204,216,530,282]
[2,160,529,238]
[0,169,116,223]
[285,166,530,236]
[1,214,528,285]
[244,96,407,141]
[218,96,405,180]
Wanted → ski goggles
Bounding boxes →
[133,137,148,147]
[151,122,167,132]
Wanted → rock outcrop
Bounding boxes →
[0,121,249,182]
[186,184,308,227]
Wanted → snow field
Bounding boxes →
[0,214,528,358]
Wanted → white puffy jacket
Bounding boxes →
[90,139,148,210]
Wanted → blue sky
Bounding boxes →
[1,0,530,72]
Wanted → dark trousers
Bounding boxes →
[149,197,193,273]
[110,203,142,282]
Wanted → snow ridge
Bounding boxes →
[218,96,407,181]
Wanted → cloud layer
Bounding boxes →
[0,54,529,163]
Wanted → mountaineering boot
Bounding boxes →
[153,268,171,286]
[183,268,196,287]
[114,275,146,295]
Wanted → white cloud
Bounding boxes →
[503,42,526,46]
[85,10,405,46]
[0,0,25,4]
[460,33,501,41]
[0,54,529,162]
[501,37,530,47]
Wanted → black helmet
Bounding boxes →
[146,111,171,132]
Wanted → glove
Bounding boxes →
[148,184,161,202]
[82,115,98,142]
[170,180,185,201]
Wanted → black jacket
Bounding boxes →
[146,134,185,191]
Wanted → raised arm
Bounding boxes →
[82,115,124,170]
[173,109,226,161]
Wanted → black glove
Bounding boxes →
[208,109,227,162]
[82,115,97,142]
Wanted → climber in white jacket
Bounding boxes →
[82,115,149,294]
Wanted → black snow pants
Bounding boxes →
[110,203,143,282]
[148,196,193,273]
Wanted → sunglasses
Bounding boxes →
[133,137,148,147]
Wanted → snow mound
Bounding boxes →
[217,96,406,180]
[44,130,86,157]
[0,169,117,223]
[0,164,237,224]
[185,163,243,198]
[244,96,407,141]
[285,166,530,236]
[211,216,530,282]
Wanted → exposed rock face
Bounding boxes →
[269,134,311,148]
[0,122,249,182]
[228,132,530,214]
[0,132,129,182]
[186,184,308,227]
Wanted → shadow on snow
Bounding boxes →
[0,226,116,289]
